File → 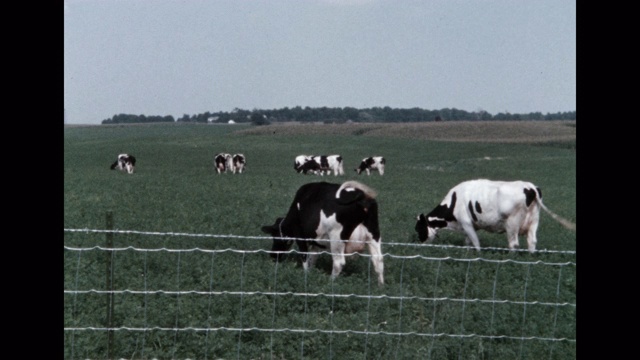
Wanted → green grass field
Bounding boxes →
[64,122,576,359]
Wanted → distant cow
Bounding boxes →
[355,156,385,176]
[261,181,384,285]
[232,154,246,174]
[110,154,136,174]
[297,158,322,175]
[415,179,576,253]
[305,155,344,176]
[214,153,233,174]
[294,155,315,174]
[295,155,344,176]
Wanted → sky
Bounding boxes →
[64,0,576,125]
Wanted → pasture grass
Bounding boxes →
[64,122,576,359]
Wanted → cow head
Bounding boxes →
[124,162,135,174]
[415,214,431,242]
[261,217,294,261]
[415,213,445,243]
[416,192,458,242]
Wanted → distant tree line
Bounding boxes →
[101,114,175,124]
[101,107,576,125]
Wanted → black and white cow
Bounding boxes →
[261,180,384,285]
[295,154,343,176]
[311,155,344,176]
[415,179,576,253]
[355,156,385,176]
[232,154,246,174]
[110,154,136,174]
[293,155,320,174]
[214,153,233,174]
[297,158,322,175]
[294,155,312,171]
[296,155,343,176]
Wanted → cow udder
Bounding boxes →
[344,225,371,254]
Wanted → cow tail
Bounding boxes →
[336,180,377,208]
[336,181,377,203]
[536,197,576,231]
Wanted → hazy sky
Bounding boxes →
[64,0,576,124]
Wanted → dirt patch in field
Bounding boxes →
[235,120,576,143]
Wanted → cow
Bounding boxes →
[232,154,246,174]
[309,155,344,176]
[294,155,343,176]
[214,153,233,174]
[110,154,136,174]
[261,180,384,285]
[414,179,576,253]
[294,155,316,174]
[355,156,385,176]
[294,155,312,171]
[297,158,322,175]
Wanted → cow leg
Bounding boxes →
[525,221,539,253]
[461,224,482,251]
[305,243,321,269]
[367,239,384,285]
[306,250,319,269]
[507,230,520,251]
[298,241,312,271]
[506,216,525,251]
[522,208,540,253]
[330,240,346,279]
[366,169,371,176]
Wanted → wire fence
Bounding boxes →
[64,228,576,360]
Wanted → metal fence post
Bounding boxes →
[105,211,115,359]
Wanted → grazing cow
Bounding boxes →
[295,155,343,176]
[261,181,384,285]
[309,155,344,176]
[232,154,246,174]
[110,154,136,174]
[415,179,576,253]
[214,153,233,174]
[355,156,385,176]
[297,158,322,175]
[294,155,314,173]
[294,155,312,170]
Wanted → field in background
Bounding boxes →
[237,120,576,144]
[64,121,576,359]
